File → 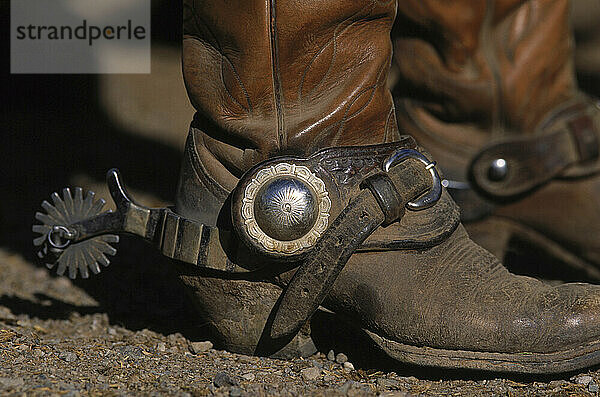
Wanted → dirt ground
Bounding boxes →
[4,1,600,395]
[4,246,600,397]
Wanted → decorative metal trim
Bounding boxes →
[241,163,331,254]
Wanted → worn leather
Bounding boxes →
[469,100,600,200]
[394,0,575,148]
[183,0,400,188]
[268,157,433,343]
[393,0,600,269]
[327,225,600,354]
[177,128,600,358]
[230,139,459,257]
[173,0,600,369]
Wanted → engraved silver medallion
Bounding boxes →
[241,163,331,254]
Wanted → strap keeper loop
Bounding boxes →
[361,174,405,226]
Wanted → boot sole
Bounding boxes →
[465,216,600,282]
[366,330,600,374]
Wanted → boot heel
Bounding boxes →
[173,129,317,358]
[176,270,316,358]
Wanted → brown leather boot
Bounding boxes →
[392,0,600,280]
[175,0,600,373]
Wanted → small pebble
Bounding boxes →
[343,361,355,371]
[241,373,255,382]
[229,387,242,397]
[338,381,355,394]
[335,352,348,364]
[168,333,183,342]
[0,377,24,389]
[300,367,321,381]
[189,341,213,354]
[299,341,317,357]
[157,342,166,352]
[60,352,77,362]
[376,378,399,389]
[238,356,253,364]
[575,375,593,385]
[323,374,336,383]
[398,376,418,383]
[327,350,335,361]
[213,372,238,388]
[589,381,599,393]
[548,380,567,388]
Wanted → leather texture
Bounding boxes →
[394,0,576,149]
[230,140,459,257]
[183,0,400,188]
[267,157,433,343]
[469,100,600,200]
[173,0,600,372]
[326,226,600,354]
[392,0,600,273]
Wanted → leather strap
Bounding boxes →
[158,209,244,273]
[265,157,433,343]
[469,101,600,200]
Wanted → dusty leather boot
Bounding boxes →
[173,0,600,373]
[392,0,600,279]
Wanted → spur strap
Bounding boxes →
[469,100,600,200]
[266,149,441,343]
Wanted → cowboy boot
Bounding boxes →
[174,0,600,373]
[392,0,600,280]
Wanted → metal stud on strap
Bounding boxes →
[383,149,442,210]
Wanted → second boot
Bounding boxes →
[392,0,600,279]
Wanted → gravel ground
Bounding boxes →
[3,244,600,396]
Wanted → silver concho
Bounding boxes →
[241,163,331,254]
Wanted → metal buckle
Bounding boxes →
[383,149,442,210]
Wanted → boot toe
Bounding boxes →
[541,283,600,352]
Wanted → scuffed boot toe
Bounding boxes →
[331,228,600,373]
[540,283,600,351]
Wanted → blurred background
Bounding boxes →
[2,0,200,339]
[1,0,600,340]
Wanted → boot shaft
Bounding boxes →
[392,0,600,252]
[183,0,400,179]
[394,0,577,137]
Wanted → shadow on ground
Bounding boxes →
[1,0,213,341]
[1,68,211,338]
